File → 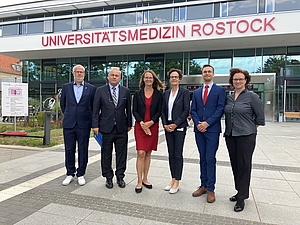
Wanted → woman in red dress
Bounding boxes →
[133,70,165,193]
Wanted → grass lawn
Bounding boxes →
[0,122,64,147]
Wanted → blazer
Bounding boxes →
[161,87,190,128]
[133,88,163,123]
[60,82,96,129]
[92,84,132,133]
[191,83,226,133]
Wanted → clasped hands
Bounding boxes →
[197,121,208,132]
[140,121,153,136]
[164,123,177,133]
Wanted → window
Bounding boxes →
[189,51,209,75]
[27,21,43,34]
[149,8,172,23]
[82,16,103,29]
[214,3,220,18]
[266,0,275,12]
[175,7,186,21]
[137,11,143,24]
[275,0,300,12]
[233,49,257,73]
[115,12,136,26]
[2,24,18,36]
[54,19,72,32]
[44,20,53,33]
[187,4,213,20]
[210,50,233,74]
[143,11,148,24]
[228,0,257,16]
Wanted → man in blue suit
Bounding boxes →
[92,67,132,189]
[60,64,96,186]
[190,64,226,203]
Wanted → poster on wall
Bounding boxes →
[1,82,28,117]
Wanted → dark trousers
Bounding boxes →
[165,128,186,180]
[195,132,220,192]
[63,125,90,177]
[101,126,128,180]
[225,134,256,200]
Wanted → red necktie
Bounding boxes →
[203,85,209,104]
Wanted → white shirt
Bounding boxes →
[168,88,179,121]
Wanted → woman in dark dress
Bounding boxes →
[133,70,165,193]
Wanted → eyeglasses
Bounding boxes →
[202,70,213,74]
[233,78,246,82]
[144,77,153,80]
[170,76,179,79]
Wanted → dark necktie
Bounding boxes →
[203,85,209,104]
[112,86,117,107]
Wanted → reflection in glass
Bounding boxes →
[57,63,70,82]
[187,4,212,20]
[82,16,103,29]
[275,0,300,12]
[27,21,43,34]
[115,12,136,26]
[266,0,275,13]
[137,11,143,25]
[228,0,257,16]
[221,2,228,17]
[54,19,72,32]
[210,58,231,74]
[149,8,172,23]
[233,49,256,73]
[23,60,41,82]
[2,24,18,36]
[179,7,186,21]
[43,65,56,81]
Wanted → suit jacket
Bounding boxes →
[60,82,96,129]
[161,87,190,128]
[92,84,132,133]
[133,88,163,123]
[191,84,226,133]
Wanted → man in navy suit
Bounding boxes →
[92,67,132,189]
[191,64,226,203]
[60,64,96,186]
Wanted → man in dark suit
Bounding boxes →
[190,64,226,203]
[60,64,96,186]
[92,67,132,189]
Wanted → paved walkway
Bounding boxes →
[0,121,300,225]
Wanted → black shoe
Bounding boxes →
[142,182,153,189]
[106,178,113,189]
[117,178,126,188]
[229,195,238,202]
[135,187,142,193]
[234,200,245,212]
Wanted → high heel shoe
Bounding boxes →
[234,199,245,212]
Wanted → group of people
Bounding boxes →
[60,63,265,213]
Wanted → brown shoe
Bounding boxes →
[207,191,216,203]
[192,186,207,197]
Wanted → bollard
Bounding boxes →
[44,110,53,145]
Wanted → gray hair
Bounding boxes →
[72,64,85,73]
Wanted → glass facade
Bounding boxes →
[1,0,300,38]
[21,46,300,122]
[1,0,300,121]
